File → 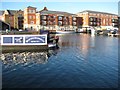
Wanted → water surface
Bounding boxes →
[2,33,118,88]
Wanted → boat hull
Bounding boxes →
[56,30,75,34]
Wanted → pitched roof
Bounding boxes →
[78,10,118,16]
[40,10,75,16]
[39,6,75,16]
[27,6,36,9]
[0,20,10,25]
[7,10,18,15]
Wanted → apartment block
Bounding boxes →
[24,6,37,30]
[0,9,24,30]
[77,10,118,29]
[25,7,83,31]
[1,6,83,31]
[39,7,80,31]
[1,7,119,31]
[17,10,24,29]
[2,10,15,29]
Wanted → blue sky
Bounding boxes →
[0,2,119,15]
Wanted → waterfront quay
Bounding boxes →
[1,33,118,88]
[1,30,59,53]
[0,5,119,89]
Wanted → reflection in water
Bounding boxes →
[90,36,95,48]
[1,49,59,67]
[2,33,118,88]
[59,34,91,57]
[0,60,1,90]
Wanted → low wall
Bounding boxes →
[1,34,48,53]
[2,45,48,53]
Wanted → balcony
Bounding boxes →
[89,17,97,22]
[63,21,69,25]
[58,16,63,21]
[48,21,56,25]
[41,21,47,26]
[89,22,97,26]
[41,15,47,20]
[97,18,101,22]
[48,16,55,21]
[112,19,118,23]
[58,21,62,26]
[72,22,77,26]
[72,17,76,21]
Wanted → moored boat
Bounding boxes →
[56,30,75,34]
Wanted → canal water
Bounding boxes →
[1,33,118,88]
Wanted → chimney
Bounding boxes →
[43,7,48,11]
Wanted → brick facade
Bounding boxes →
[1,7,119,31]
[77,10,118,29]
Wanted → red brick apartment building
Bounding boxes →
[1,6,119,31]
[24,6,37,30]
[24,6,83,31]
[77,10,118,30]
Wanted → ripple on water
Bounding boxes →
[2,34,118,88]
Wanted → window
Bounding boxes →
[33,16,35,19]
[94,22,96,25]
[84,22,86,24]
[30,26,33,30]
[29,10,31,13]
[48,16,51,18]
[30,21,34,24]
[109,19,111,22]
[64,17,67,20]
[106,23,108,26]
[90,22,93,25]
[42,21,46,25]
[73,17,76,21]
[42,16,46,20]
[53,16,56,18]
[53,21,56,25]
[48,21,54,25]
[58,16,62,20]
[29,9,35,13]
[48,21,51,25]
[29,16,32,19]
[18,14,22,17]
[9,17,13,20]
[73,22,76,25]
[63,21,67,25]
[58,21,62,26]
[31,10,35,13]
[90,17,94,21]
